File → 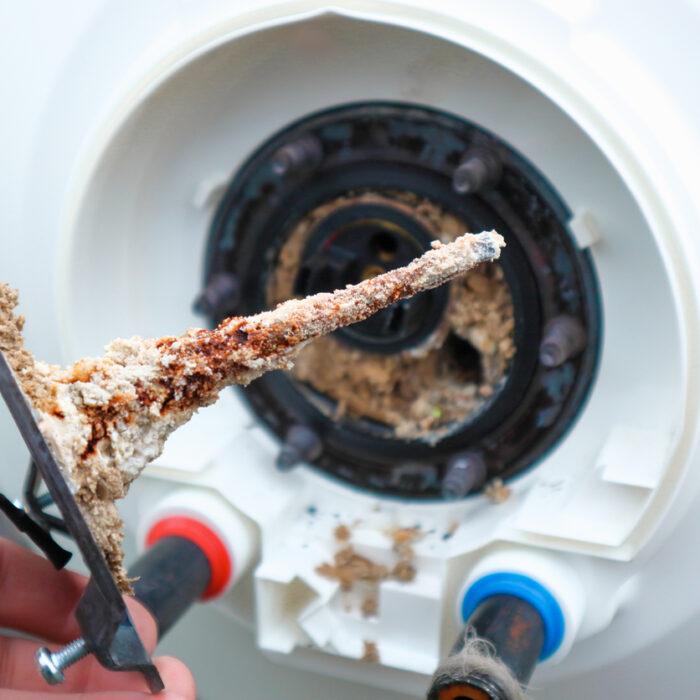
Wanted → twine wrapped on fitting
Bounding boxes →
[429,630,527,700]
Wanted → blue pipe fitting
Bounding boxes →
[461,571,566,660]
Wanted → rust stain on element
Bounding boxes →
[0,231,504,591]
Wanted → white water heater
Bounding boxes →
[2,1,700,698]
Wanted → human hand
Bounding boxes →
[0,537,196,698]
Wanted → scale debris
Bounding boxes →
[0,231,504,590]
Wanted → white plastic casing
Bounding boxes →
[48,3,700,693]
[3,2,700,699]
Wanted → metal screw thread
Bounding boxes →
[53,639,89,669]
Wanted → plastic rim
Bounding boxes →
[146,516,233,600]
[460,571,565,660]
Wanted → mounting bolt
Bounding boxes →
[276,424,323,472]
[442,451,488,500]
[271,134,323,177]
[36,638,89,685]
[452,147,502,194]
[193,272,240,318]
[539,315,587,368]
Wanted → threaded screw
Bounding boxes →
[36,638,90,685]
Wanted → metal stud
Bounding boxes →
[271,134,323,177]
[452,147,502,194]
[441,451,487,500]
[539,315,587,368]
[192,272,240,318]
[276,424,323,472]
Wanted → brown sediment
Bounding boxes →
[391,560,416,583]
[316,546,389,592]
[0,229,503,591]
[361,640,380,664]
[270,192,515,440]
[388,526,420,584]
[317,525,421,602]
[484,477,512,504]
[389,526,422,551]
[361,592,379,618]
[334,524,352,542]
[0,285,55,412]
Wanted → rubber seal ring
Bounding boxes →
[461,572,565,660]
[146,516,232,600]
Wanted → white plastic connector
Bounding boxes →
[137,489,258,594]
[458,548,585,664]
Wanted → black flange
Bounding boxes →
[202,102,601,499]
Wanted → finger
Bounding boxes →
[0,690,189,699]
[152,656,196,699]
[51,600,159,693]
[0,636,149,693]
[56,652,196,696]
[0,538,85,642]
[56,654,196,697]
[0,639,192,696]
[0,581,158,693]
[0,538,159,651]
